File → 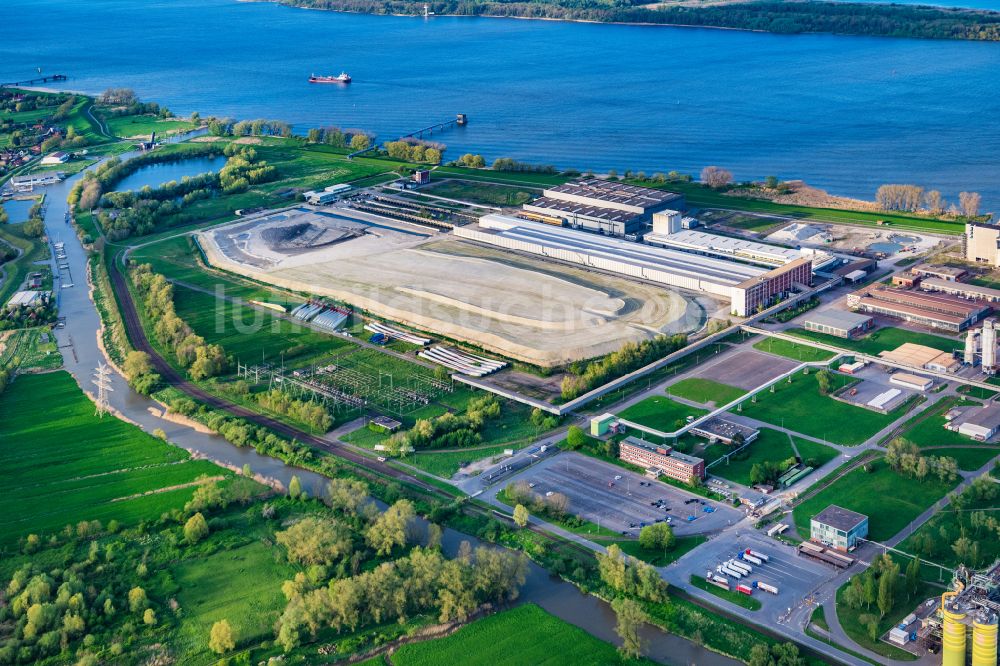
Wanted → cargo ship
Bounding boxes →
[309,72,351,84]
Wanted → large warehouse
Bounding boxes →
[522,178,684,236]
[847,285,991,332]
[455,215,811,316]
[644,226,838,272]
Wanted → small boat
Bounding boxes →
[309,72,351,84]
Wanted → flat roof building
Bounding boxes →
[921,277,1000,304]
[524,179,684,237]
[456,215,811,316]
[811,505,868,551]
[5,290,46,308]
[954,404,1000,441]
[803,310,875,339]
[619,436,705,484]
[878,342,961,373]
[689,417,759,445]
[889,373,934,392]
[847,285,990,332]
[644,228,838,272]
[912,265,968,282]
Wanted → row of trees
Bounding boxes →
[875,184,983,217]
[304,125,375,150]
[506,480,570,519]
[131,264,227,380]
[885,437,959,483]
[561,334,687,400]
[275,540,527,651]
[491,157,558,174]
[384,139,443,164]
[207,117,292,138]
[383,394,502,454]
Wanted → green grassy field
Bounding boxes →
[422,178,537,206]
[172,540,296,664]
[613,535,706,566]
[689,575,761,611]
[638,179,966,235]
[792,458,956,541]
[787,326,961,356]
[738,372,911,446]
[105,114,197,138]
[752,336,837,363]
[404,446,512,478]
[0,371,233,545]
[666,377,746,406]
[391,603,656,665]
[617,395,709,433]
[0,327,62,371]
[708,428,837,487]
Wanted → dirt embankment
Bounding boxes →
[725,180,881,212]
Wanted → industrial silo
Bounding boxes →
[972,611,998,666]
[944,594,969,666]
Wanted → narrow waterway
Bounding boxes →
[35,157,738,666]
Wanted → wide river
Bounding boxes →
[4,0,1000,210]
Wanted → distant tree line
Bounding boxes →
[277,0,1000,41]
[491,157,558,174]
[384,138,444,164]
[561,334,687,400]
[207,117,293,138]
[305,125,375,150]
[97,87,172,118]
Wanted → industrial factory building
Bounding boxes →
[966,221,1000,267]
[644,224,838,272]
[911,264,968,282]
[879,343,961,373]
[921,277,1000,304]
[455,215,811,316]
[936,564,1000,666]
[618,436,705,484]
[802,309,875,339]
[522,178,684,236]
[810,505,868,551]
[847,285,991,332]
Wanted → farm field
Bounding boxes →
[618,395,709,433]
[737,372,913,446]
[0,327,62,371]
[707,428,837,487]
[666,377,746,406]
[0,371,234,546]
[751,336,837,363]
[792,458,956,541]
[787,326,961,356]
[391,603,656,666]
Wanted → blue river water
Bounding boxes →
[3,0,1000,211]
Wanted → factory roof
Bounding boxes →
[525,197,644,224]
[803,309,874,331]
[813,505,867,532]
[544,178,682,209]
[854,285,990,319]
[958,404,1000,431]
[912,265,968,279]
[474,214,768,287]
[878,343,959,369]
[921,277,1000,300]
[646,229,804,263]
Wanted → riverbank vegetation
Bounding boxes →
[277,0,1000,41]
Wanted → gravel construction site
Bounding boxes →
[500,453,742,536]
[199,206,720,367]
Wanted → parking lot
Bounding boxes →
[496,452,743,537]
[669,529,836,617]
[693,349,799,391]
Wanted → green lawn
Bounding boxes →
[613,535,706,566]
[403,446,511,479]
[752,337,837,363]
[617,396,709,433]
[172,541,296,664]
[422,178,537,206]
[738,372,913,446]
[105,113,197,138]
[792,458,957,541]
[788,326,960,356]
[0,371,234,545]
[666,377,745,406]
[391,603,656,665]
[708,428,837,487]
[689,575,761,611]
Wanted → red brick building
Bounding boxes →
[619,436,705,484]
